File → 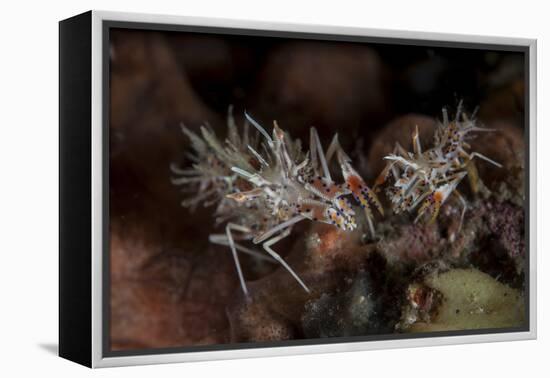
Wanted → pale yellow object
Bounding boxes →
[408,268,525,332]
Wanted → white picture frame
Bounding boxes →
[59,10,537,368]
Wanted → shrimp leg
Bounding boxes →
[217,223,253,297]
[262,228,311,293]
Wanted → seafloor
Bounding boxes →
[108,29,526,350]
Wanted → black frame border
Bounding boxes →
[59,11,93,367]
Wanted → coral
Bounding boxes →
[483,201,525,258]
[374,196,525,281]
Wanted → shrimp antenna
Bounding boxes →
[310,127,331,180]
[245,111,273,147]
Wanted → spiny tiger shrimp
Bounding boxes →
[374,101,501,233]
[171,107,382,297]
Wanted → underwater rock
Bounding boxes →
[111,280,229,350]
[254,41,389,142]
[479,78,524,125]
[467,200,526,285]
[398,268,525,332]
[482,201,525,259]
[301,271,388,338]
[110,30,218,133]
[229,300,296,342]
[109,218,237,350]
[109,29,221,225]
[225,216,413,342]
[377,198,524,278]
[376,220,442,266]
[470,121,525,206]
[227,222,382,342]
[441,197,525,265]
[108,30,248,350]
[166,33,262,111]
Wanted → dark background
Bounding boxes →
[108,27,525,351]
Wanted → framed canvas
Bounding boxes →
[59,10,537,368]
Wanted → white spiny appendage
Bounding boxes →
[247,145,270,167]
[172,107,382,297]
[377,103,501,230]
[245,111,273,147]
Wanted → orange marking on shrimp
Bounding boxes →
[347,175,369,207]
[346,174,363,193]
[427,191,443,222]
[307,176,345,200]
[346,174,384,216]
